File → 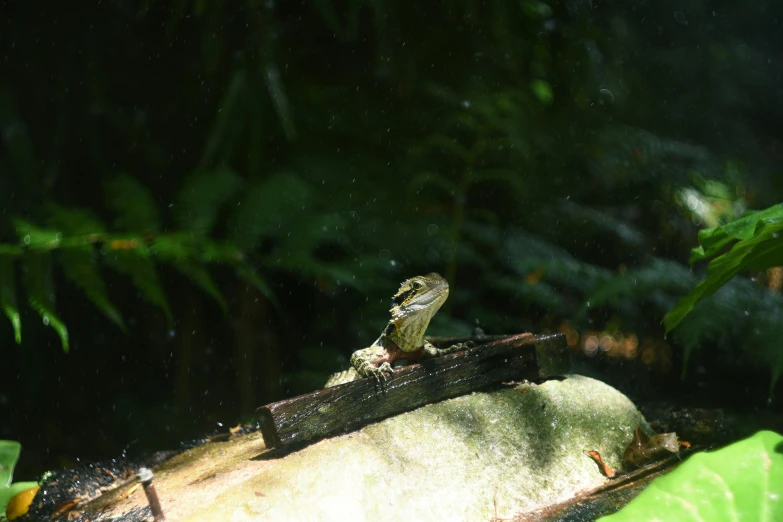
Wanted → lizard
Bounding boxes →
[324,272,470,388]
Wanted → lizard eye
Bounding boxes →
[412,281,423,290]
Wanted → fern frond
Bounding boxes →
[407,172,457,198]
[555,199,646,248]
[199,69,247,167]
[47,204,106,235]
[488,274,567,311]
[756,297,783,395]
[585,258,696,312]
[105,174,160,233]
[22,252,69,352]
[228,172,312,250]
[175,262,227,313]
[0,256,21,344]
[58,245,125,331]
[500,228,613,293]
[235,261,278,308]
[14,219,61,250]
[151,234,228,312]
[175,167,242,235]
[103,246,172,325]
[671,278,783,385]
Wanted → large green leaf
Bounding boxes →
[0,440,21,488]
[600,430,783,521]
[0,440,38,520]
[664,219,783,334]
[690,202,783,263]
[22,253,69,353]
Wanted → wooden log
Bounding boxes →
[256,332,569,449]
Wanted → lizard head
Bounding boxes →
[387,273,449,351]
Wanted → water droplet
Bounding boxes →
[674,11,687,25]
[599,88,614,102]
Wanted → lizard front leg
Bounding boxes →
[350,345,394,383]
[422,340,474,358]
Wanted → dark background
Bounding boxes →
[1,0,782,479]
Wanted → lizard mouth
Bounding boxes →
[404,287,449,312]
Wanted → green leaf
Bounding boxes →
[175,167,242,234]
[103,247,172,325]
[664,219,783,334]
[600,430,783,521]
[690,202,783,263]
[0,481,39,520]
[22,253,69,353]
[13,219,61,250]
[0,440,22,487]
[58,246,125,331]
[0,257,21,344]
[105,174,160,233]
[530,79,553,105]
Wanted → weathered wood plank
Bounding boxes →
[256,332,569,448]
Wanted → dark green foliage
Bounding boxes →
[690,203,783,263]
[665,217,783,333]
[656,202,783,391]
[0,171,277,350]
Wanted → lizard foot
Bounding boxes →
[365,362,393,384]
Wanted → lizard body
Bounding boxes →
[324,272,467,388]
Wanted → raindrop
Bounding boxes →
[427,224,439,236]
[42,316,50,326]
[674,11,687,25]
